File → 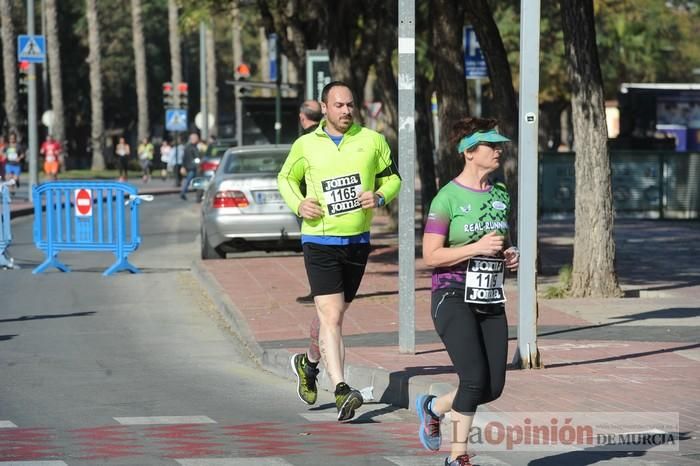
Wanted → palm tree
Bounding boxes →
[45,0,65,145]
[130,0,149,142]
[86,0,105,170]
[206,22,217,137]
[168,0,183,109]
[0,0,19,135]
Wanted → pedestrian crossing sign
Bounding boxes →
[166,108,188,132]
[17,35,46,63]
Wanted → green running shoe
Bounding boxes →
[335,383,363,421]
[291,353,319,405]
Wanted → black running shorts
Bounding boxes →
[303,242,371,303]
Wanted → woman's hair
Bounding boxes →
[450,117,499,153]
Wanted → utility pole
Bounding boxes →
[398,0,415,354]
[513,0,543,369]
[27,0,38,200]
[199,21,208,141]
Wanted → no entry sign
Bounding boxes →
[74,188,93,217]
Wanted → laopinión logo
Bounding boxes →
[436,411,679,452]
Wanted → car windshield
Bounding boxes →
[223,151,287,174]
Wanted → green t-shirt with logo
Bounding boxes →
[425,180,510,291]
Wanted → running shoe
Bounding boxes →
[290,353,319,405]
[416,394,441,451]
[445,454,473,466]
[335,382,363,421]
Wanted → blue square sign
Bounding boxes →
[18,35,46,63]
[166,109,188,132]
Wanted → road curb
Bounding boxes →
[189,259,455,411]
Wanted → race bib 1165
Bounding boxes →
[322,173,362,216]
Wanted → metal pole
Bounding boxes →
[27,0,38,200]
[199,21,208,141]
[232,2,243,146]
[398,0,415,354]
[40,0,48,116]
[274,36,281,145]
[475,79,482,117]
[514,0,542,369]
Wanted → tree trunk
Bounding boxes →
[168,0,183,109]
[86,0,104,171]
[45,0,65,145]
[466,0,519,241]
[561,0,622,298]
[0,0,19,135]
[130,0,149,142]
[206,23,217,137]
[432,0,467,186]
[416,73,438,222]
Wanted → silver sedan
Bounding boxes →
[199,145,301,259]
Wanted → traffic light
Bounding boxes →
[162,82,175,108]
[18,61,29,95]
[177,82,188,109]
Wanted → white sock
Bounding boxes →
[428,398,441,418]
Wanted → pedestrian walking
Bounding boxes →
[4,133,25,193]
[278,81,401,421]
[115,136,130,181]
[415,117,519,466]
[295,99,323,306]
[180,132,199,201]
[160,139,172,181]
[173,136,185,187]
[137,137,154,183]
[0,135,6,180]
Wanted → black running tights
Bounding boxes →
[431,289,508,413]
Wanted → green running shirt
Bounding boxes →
[425,180,511,291]
[277,121,401,237]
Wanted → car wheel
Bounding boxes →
[196,189,204,203]
[201,228,225,260]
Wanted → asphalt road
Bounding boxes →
[1,195,694,465]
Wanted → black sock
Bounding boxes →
[335,382,350,395]
[306,356,319,369]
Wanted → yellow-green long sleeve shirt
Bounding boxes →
[277,121,401,237]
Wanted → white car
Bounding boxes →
[199,145,301,259]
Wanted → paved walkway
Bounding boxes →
[193,215,700,461]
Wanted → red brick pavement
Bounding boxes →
[200,230,700,455]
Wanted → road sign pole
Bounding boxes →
[199,21,208,141]
[27,0,38,201]
[514,0,543,369]
[398,0,416,354]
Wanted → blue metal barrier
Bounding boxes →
[32,181,148,276]
[0,181,15,269]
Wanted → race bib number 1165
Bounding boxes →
[322,173,362,216]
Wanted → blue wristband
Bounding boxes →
[376,194,385,207]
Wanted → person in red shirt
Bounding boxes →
[40,135,62,180]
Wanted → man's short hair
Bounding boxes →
[321,81,353,104]
[300,100,322,123]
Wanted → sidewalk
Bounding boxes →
[193,215,700,459]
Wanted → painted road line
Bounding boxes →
[114,416,216,425]
[0,462,68,466]
[385,455,510,466]
[176,459,293,466]
[299,404,403,422]
[0,421,17,428]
